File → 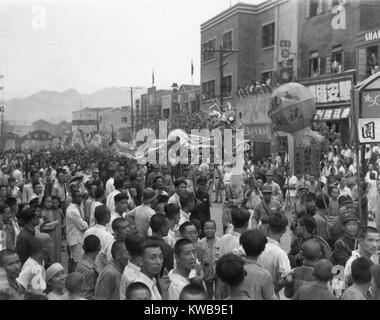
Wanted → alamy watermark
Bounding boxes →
[133,121,246,173]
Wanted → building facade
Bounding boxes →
[72,107,111,134]
[297,0,380,144]
[101,106,132,141]
[201,0,298,159]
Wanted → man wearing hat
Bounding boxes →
[330,213,360,267]
[266,170,282,204]
[253,183,282,235]
[126,188,157,240]
[0,165,9,186]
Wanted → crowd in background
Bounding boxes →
[0,140,379,300]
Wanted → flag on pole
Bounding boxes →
[191,60,194,76]
[152,69,155,86]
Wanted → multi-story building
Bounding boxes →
[72,107,111,134]
[297,0,380,145]
[201,0,298,160]
[161,84,201,119]
[101,106,132,141]
[139,87,171,121]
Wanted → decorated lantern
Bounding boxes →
[269,82,316,134]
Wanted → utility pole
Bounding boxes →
[204,45,238,106]
[0,75,4,150]
[130,87,134,137]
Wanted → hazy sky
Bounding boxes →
[0,0,265,99]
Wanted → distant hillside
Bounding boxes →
[5,87,136,124]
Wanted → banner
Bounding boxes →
[358,118,380,143]
[293,135,321,176]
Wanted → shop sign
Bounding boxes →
[314,107,350,121]
[365,30,380,42]
[306,80,351,105]
[358,118,380,143]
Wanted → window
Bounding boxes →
[367,46,379,77]
[330,45,343,73]
[310,0,320,17]
[223,31,233,51]
[309,51,320,77]
[121,117,128,123]
[222,75,232,97]
[202,80,215,100]
[262,71,273,85]
[202,39,216,63]
[262,23,275,48]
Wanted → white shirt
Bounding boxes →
[119,262,141,300]
[258,238,291,283]
[90,201,103,228]
[285,175,299,198]
[66,203,88,247]
[168,270,190,300]
[219,231,241,256]
[106,211,123,234]
[105,178,115,197]
[168,193,181,208]
[83,224,114,273]
[17,257,46,294]
[344,250,379,287]
[131,271,162,300]
[338,186,352,199]
[106,189,120,213]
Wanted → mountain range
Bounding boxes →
[5,87,138,124]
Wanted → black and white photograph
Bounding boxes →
[0,0,380,306]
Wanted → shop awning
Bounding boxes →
[313,107,351,121]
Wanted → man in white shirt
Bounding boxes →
[90,187,106,228]
[130,242,171,300]
[169,238,204,300]
[365,163,378,183]
[285,173,302,208]
[107,193,128,234]
[337,177,352,200]
[106,178,123,213]
[344,226,380,287]
[126,188,157,240]
[258,213,291,295]
[12,163,24,188]
[17,233,52,294]
[119,235,143,300]
[66,190,88,272]
[219,206,250,256]
[105,170,116,198]
[168,180,187,209]
[83,205,114,273]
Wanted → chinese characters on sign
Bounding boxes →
[358,118,380,143]
[313,107,350,121]
[294,142,321,176]
[306,80,351,104]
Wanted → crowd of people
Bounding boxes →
[0,141,379,301]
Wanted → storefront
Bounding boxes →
[299,70,355,146]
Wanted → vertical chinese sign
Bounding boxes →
[294,135,321,176]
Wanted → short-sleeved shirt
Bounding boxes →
[168,270,190,300]
[293,283,337,300]
[241,258,276,300]
[119,262,141,300]
[75,255,99,300]
[16,257,46,294]
[94,263,123,300]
